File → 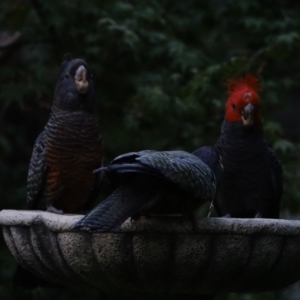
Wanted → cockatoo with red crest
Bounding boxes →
[214,75,282,218]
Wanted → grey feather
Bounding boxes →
[27,131,48,210]
[72,148,221,231]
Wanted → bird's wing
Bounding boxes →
[27,130,48,210]
[100,150,160,185]
[71,176,158,231]
[111,150,157,164]
[137,150,217,200]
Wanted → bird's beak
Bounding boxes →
[75,65,89,94]
[241,103,254,127]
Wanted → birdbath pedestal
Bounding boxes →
[1,209,300,299]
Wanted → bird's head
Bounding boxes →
[225,75,261,128]
[53,55,95,113]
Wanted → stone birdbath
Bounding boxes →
[1,209,300,299]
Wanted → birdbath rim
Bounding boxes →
[2,209,300,297]
[0,209,300,235]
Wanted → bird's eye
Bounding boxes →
[65,74,69,79]
[232,104,236,109]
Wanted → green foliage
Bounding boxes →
[1,0,300,299]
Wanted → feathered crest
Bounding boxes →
[227,75,262,95]
[60,53,73,70]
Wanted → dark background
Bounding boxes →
[1,1,300,299]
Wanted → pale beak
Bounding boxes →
[241,103,254,127]
[75,65,89,94]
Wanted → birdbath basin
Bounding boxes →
[1,209,300,298]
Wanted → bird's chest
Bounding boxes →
[219,136,271,190]
[45,118,102,184]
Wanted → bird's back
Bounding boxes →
[72,148,221,231]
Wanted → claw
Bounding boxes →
[46,205,64,214]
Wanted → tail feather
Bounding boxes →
[71,177,157,231]
[94,163,163,178]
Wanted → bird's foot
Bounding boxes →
[255,212,262,218]
[207,201,215,218]
[130,213,142,223]
[221,214,231,218]
[46,205,64,214]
